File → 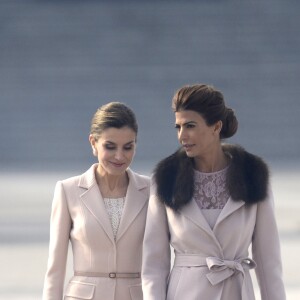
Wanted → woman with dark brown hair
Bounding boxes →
[142,84,285,300]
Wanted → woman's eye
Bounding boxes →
[186,124,195,128]
[104,145,116,150]
[124,146,133,151]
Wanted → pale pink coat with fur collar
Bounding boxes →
[142,182,286,300]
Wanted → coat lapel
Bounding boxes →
[179,198,214,238]
[213,197,245,231]
[78,164,115,244]
[179,197,246,245]
[116,169,148,242]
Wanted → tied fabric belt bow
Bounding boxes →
[174,254,257,285]
[174,254,257,300]
[206,257,256,285]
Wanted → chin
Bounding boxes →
[185,151,195,158]
[105,167,126,176]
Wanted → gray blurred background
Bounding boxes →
[1,0,299,299]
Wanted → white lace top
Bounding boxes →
[103,197,125,239]
[193,167,230,209]
[193,167,230,229]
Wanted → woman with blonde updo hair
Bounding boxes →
[43,102,150,300]
[142,84,285,300]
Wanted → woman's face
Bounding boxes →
[89,126,136,176]
[175,110,220,159]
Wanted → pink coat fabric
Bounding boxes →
[43,164,150,300]
[142,183,286,300]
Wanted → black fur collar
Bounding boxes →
[153,144,269,211]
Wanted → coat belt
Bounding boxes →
[174,254,257,300]
[74,271,140,278]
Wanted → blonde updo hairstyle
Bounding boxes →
[90,102,138,141]
[172,84,238,139]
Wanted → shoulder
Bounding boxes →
[224,144,270,204]
[134,172,151,183]
[154,148,190,182]
[153,148,194,210]
[127,168,151,192]
[60,174,81,186]
[57,164,97,191]
[129,169,150,181]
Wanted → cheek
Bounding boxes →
[126,150,135,160]
[123,148,136,162]
[98,149,112,161]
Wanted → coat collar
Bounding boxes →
[154,144,269,211]
[78,164,149,244]
[78,164,98,190]
[78,164,148,191]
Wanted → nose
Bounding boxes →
[114,149,125,161]
[178,127,186,143]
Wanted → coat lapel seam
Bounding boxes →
[116,172,148,241]
[213,197,245,230]
[80,182,115,244]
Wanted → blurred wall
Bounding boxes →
[1,0,300,173]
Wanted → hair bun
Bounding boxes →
[221,108,238,138]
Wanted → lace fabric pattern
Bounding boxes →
[193,167,230,209]
[103,197,125,239]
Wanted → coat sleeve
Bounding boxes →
[42,181,72,300]
[252,187,286,300]
[142,181,171,300]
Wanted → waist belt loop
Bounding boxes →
[74,271,140,278]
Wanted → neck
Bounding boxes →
[194,146,228,173]
[96,166,128,198]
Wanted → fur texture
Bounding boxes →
[153,144,269,211]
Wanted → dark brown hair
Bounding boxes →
[172,84,238,139]
[90,102,138,140]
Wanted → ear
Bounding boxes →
[213,120,222,134]
[89,134,96,148]
[89,135,98,157]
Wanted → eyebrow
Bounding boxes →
[175,121,197,127]
[105,140,135,145]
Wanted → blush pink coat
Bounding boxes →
[43,164,150,300]
[142,183,286,300]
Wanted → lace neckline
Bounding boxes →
[194,165,229,177]
[193,166,230,209]
[103,197,125,239]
